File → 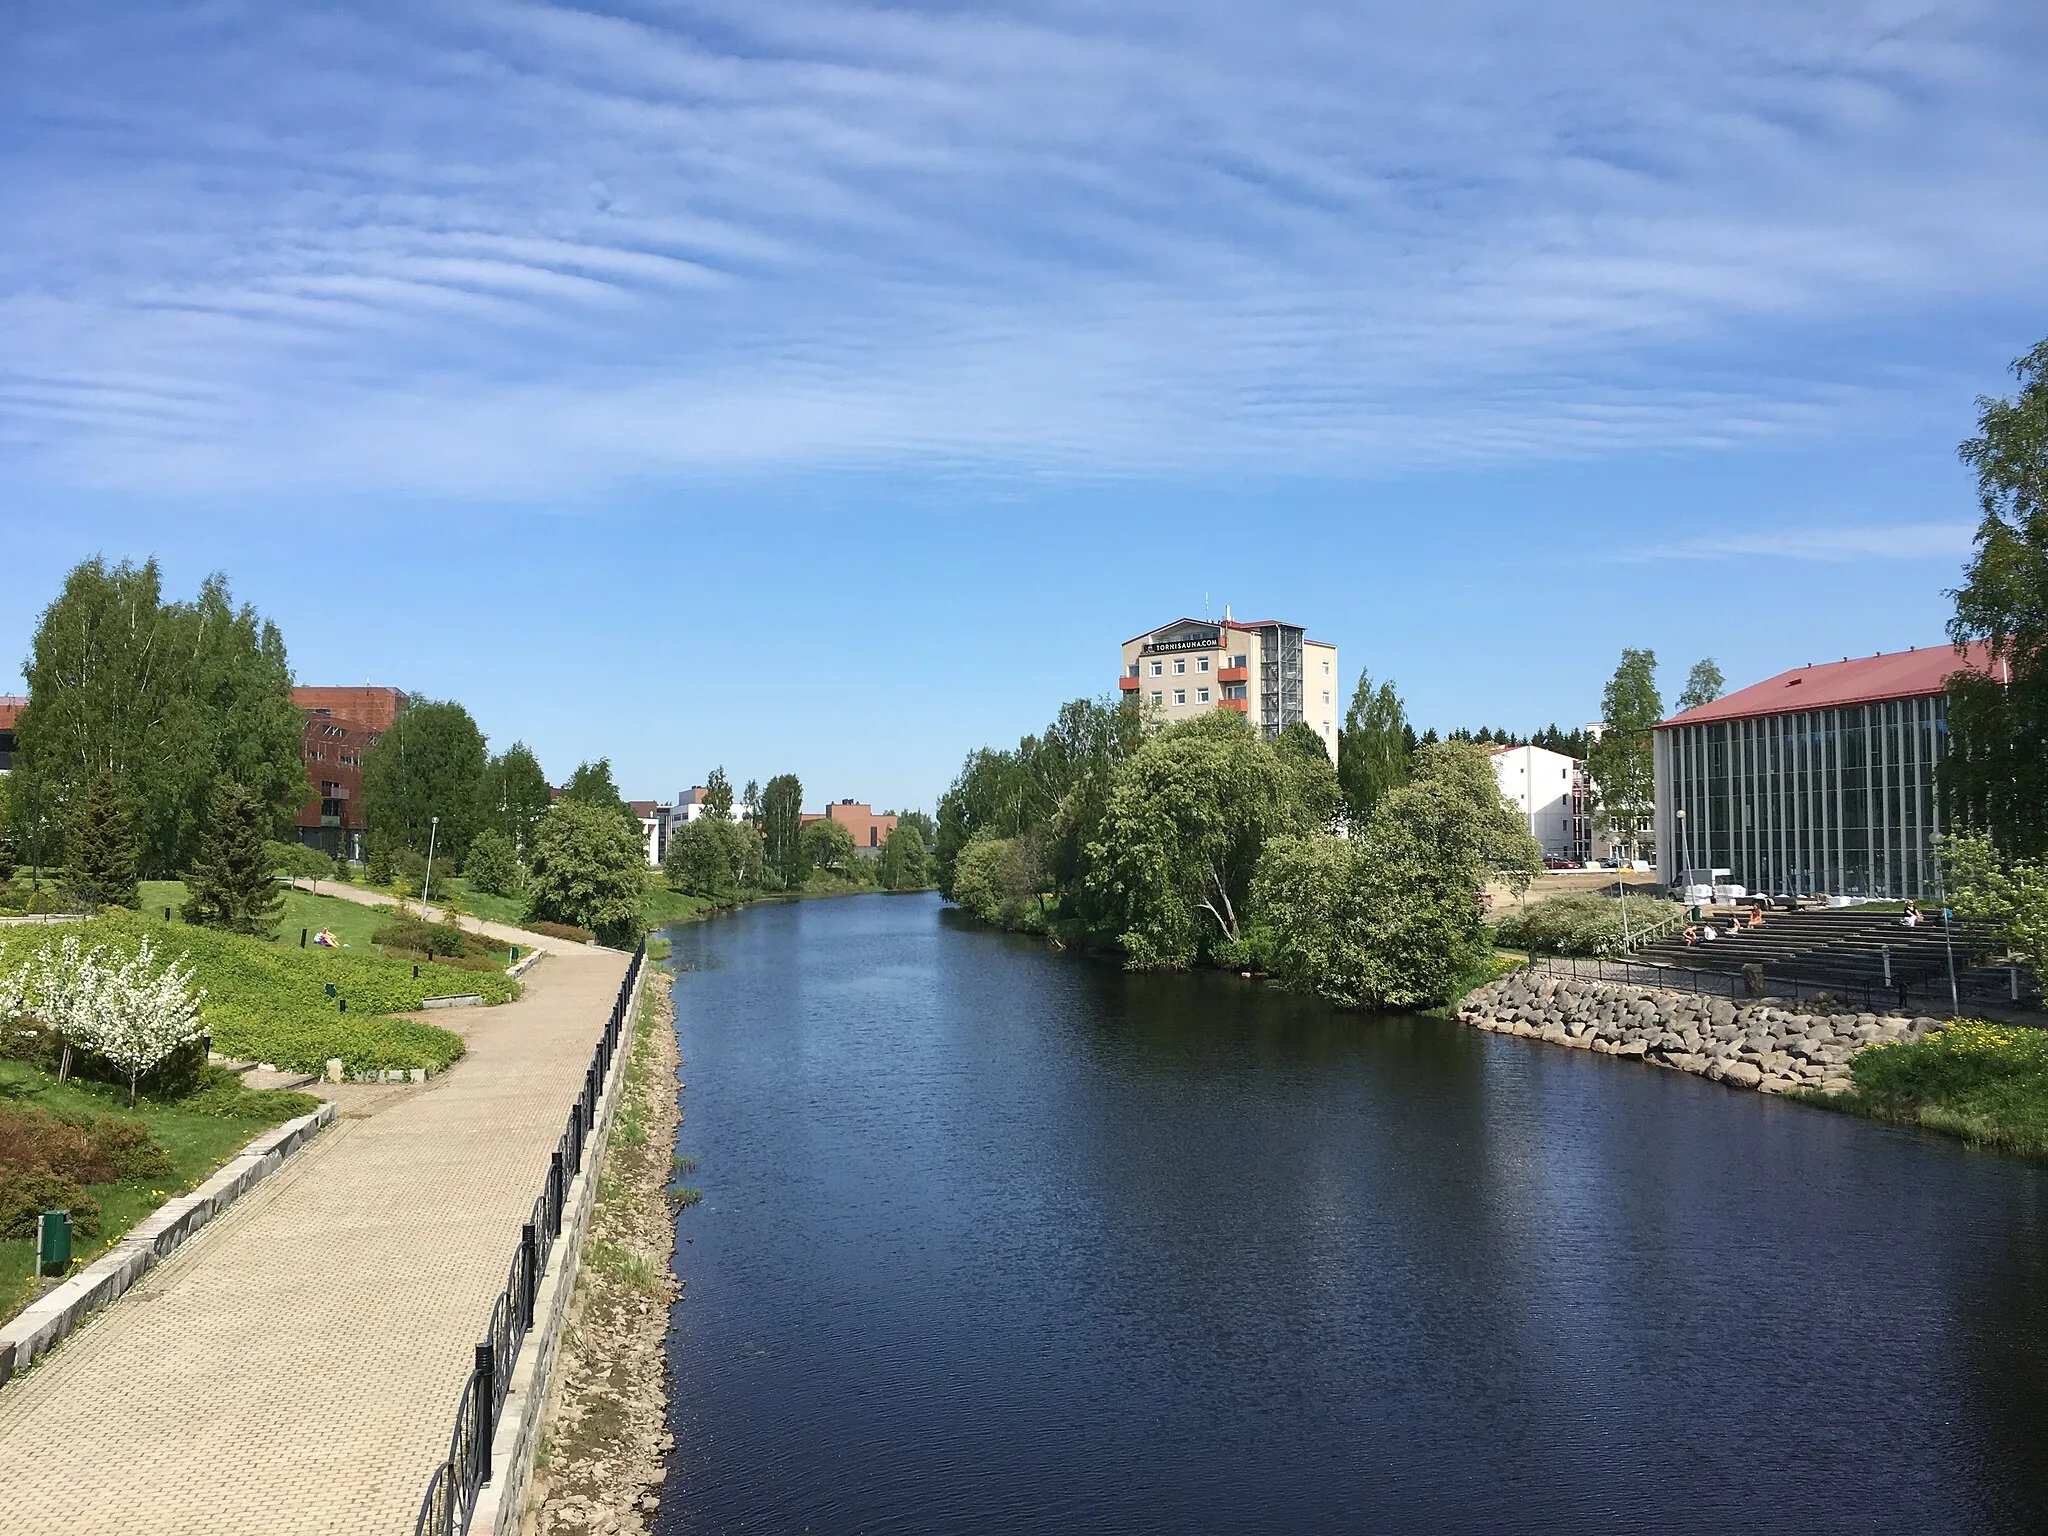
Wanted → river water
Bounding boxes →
[658,893,2048,1534]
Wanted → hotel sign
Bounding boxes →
[1142,628,1221,655]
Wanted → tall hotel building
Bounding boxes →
[1653,644,2003,901]
[1120,616,1339,751]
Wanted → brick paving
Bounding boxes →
[0,938,631,1535]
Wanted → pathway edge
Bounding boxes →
[471,953,652,1535]
[0,1101,339,1389]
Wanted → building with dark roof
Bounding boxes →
[1653,644,2007,900]
[1119,613,1339,750]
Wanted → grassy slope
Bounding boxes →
[1808,1020,2048,1157]
[0,908,505,1074]
[0,1060,315,1322]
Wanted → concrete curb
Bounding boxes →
[471,957,651,1536]
[0,1101,338,1390]
[508,949,547,980]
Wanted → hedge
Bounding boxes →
[0,912,515,1074]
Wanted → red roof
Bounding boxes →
[0,696,24,730]
[1658,643,2005,728]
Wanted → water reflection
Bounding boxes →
[660,893,2048,1534]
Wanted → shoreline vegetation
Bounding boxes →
[935,695,1542,1012]
[524,939,682,1536]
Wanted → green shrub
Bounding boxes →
[0,1105,175,1184]
[371,913,491,959]
[179,1067,322,1121]
[0,1169,101,1239]
[526,920,594,944]
[1492,894,1684,957]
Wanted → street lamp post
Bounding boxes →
[1675,806,1690,894]
[421,815,439,914]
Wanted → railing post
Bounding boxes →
[475,1342,497,1483]
[520,1222,538,1328]
[550,1149,565,1233]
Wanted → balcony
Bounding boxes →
[1219,697,1249,714]
[1119,675,1141,692]
[1218,666,1248,684]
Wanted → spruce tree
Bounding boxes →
[66,769,140,912]
[183,780,284,935]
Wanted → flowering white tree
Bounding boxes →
[79,940,207,1104]
[10,936,207,1100]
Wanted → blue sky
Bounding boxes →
[3,0,2044,811]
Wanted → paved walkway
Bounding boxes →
[0,932,631,1534]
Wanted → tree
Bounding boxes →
[877,821,931,891]
[742,779,761,821]
[801,817,859,875]
[12,559,307,876]
[1275,719,1343,830]
[359,699,488,866]
[464,827,522,897]
[1337,672,1412,827]
[182,780,286,936]
[702,767,734,820]
[560,759,633,822]
[1941,831,2048,969]
[664,817,759,902]
[74,939,206,1106]
[1587,649,1661,862]
[65,770,139,912]
[1948,336,2048,858]
[1253,741,1541,1009]
[1676,659,1725,714]
[760,775,805,889]
[524,799,648,948]
[480,743,552,856]
[268,839,335,886]
[1085,710,1296,967]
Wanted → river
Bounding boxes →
[658,893,2048,1534]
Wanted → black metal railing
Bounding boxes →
[1523,951,1989,1016]
[414,939,646,1536]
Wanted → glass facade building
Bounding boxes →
[1654,694,1950,900]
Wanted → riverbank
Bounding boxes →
[522,945,682,1536]
[1457,970,1944,1095]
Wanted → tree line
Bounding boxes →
[661,767,936,903]
[937,697,1545,1009]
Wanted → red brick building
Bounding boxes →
[0,696,23,774]
[799,800,899,853]
[289,687,407,860]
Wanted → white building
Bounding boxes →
[1489,744,1586,860]
[670,786,745,828]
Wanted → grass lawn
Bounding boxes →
[0,1059,318,1324]
[0,908,494,1075]
[1812,1020,2048,1156]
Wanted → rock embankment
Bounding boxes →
[523,962,682,1536]
[1457,972,1946,1095]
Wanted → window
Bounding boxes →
[1322,660,1331,675]
[1173,689,1186,705]
[1198,657,1210,672]
[1150,691,1163,706]
[1173,659,1186,674]
[1322,691,1330,705]
[1151,660,1163,677]
[1232,653,1248,669]
[1198,687,1211,703]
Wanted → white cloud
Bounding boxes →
[1616,521,1977,564]
[0,0,2043,496]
